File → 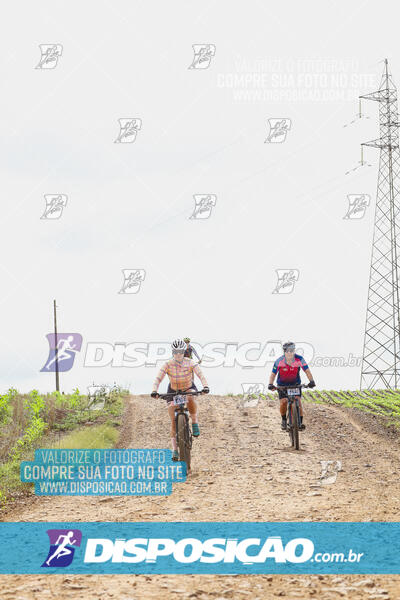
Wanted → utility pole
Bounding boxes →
[360,59,400,389]
[53,299,60,392]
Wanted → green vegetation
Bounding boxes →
[0,386,128,509]
[11,390,47,462]
[50,423,119,450]
[262,388,400,427]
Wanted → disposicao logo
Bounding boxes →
[41,529,82,567]
[82,536,314,564]
[32,524,372,573]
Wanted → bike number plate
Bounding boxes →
[287,388,300,396]
[173,395,186,406]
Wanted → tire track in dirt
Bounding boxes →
[1,394,399,599]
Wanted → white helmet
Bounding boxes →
[171,339,187,354]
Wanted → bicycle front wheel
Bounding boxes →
[177,413,191,473]
[288,417,295,447]
[287,404,294,447]
[292,403,300,450]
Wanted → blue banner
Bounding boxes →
[0,522,399,574]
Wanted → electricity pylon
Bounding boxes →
[360,59,400,389]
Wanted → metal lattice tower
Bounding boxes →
[360,59,400,389]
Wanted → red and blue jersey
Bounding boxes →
[272,354,309,385]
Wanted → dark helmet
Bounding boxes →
[283,341,295,352]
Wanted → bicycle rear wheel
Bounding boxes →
[177,413,191,472]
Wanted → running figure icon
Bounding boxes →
[45,335,76,370]
[40,333,82,374]
[41,528,82,568]
[45,531,77,566]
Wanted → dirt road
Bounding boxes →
[1,394,399,599]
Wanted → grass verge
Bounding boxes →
[0,389,126,511]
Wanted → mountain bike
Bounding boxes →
[158,389,205,473]
[271,383,310,450]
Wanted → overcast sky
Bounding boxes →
[0,0,397,394]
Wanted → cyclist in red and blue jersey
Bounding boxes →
[268,342,315,431]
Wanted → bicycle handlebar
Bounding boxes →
[271,383,311,391]
[156,390,206,399]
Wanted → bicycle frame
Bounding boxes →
[161,390,200,426]
[158,390,203,463]
[274,383,308,418]
[271,383,310,449]
[157,389,204,418]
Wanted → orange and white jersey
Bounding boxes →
[153,357,207,391]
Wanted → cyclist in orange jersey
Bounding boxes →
[151,339,209,460]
